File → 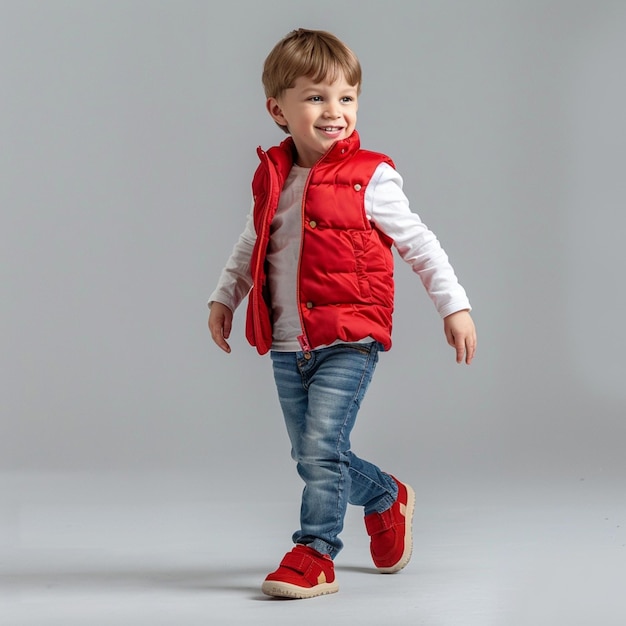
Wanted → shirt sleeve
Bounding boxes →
[207,202,256,312]
[364,162,471,318]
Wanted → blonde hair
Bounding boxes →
[263,29,362,132]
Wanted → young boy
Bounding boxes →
[208,28,476,599]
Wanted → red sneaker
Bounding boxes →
[364,475,415,573]
[261,544,339,599]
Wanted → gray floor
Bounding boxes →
[1,471,625,626]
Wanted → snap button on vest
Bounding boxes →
[354,183,362,191]
[306,301,314,309]
[309,220,317,229]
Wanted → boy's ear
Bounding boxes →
[266,98,287,126]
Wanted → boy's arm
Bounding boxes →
[207,207,256,353]
[366,163,476,363]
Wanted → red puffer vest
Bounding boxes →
[245,130,396,355]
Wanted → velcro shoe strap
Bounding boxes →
[365,508,396,536]
[280,551,325,585]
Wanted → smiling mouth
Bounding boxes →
[317,126,344,132]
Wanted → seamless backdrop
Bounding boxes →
[1,0,625,492]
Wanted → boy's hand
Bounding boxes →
[208,302,233,354]
[443,310,476,365]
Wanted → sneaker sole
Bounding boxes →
[377,482,416,574]
[261,579,339,599]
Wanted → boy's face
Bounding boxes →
[266,72,358,168]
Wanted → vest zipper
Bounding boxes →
[254,152,273,352]
[296,163,314,354]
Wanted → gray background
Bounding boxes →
[2,1,625,624]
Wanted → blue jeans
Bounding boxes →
[270,342,398,559]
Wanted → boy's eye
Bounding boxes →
[306,95,355,103]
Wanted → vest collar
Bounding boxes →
[267,130,361,170]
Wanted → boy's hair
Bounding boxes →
[263,28,362,132]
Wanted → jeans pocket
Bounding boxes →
[337,341,377,356]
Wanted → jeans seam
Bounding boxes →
[330,344,377,544]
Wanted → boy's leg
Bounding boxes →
[347,453,415,574]
[270,342,382,559]
[347,453,398,514]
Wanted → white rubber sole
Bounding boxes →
[261,579,339,599]
[377,482,416,574]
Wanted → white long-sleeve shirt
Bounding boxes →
[209,162,471,351]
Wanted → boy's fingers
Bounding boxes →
[466,340,476,364]
[455,338,465,364]
[222,316,232,339]
[453,332,476,365]
[213,331,231,353]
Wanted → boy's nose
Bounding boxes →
[323,103,341,119]
[323,109,341,119]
